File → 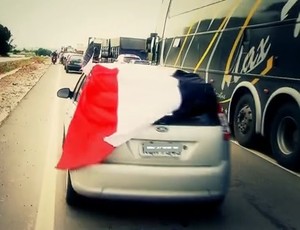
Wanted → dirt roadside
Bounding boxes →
[0,57,51,126]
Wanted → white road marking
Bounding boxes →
[231,140,300,178]
[35,67,62,230]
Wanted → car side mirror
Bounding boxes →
[57,88,73,99]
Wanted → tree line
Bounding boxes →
[0,24,13,56]
[0,24,52,57]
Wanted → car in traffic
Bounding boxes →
[65,54,83,73]
[61,52,74,65]
[56,64,231,208]
[129,59,150,65]
[114,54,141,64]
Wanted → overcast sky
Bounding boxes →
[0,0,162,50]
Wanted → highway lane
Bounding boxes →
[0,64,300,230]
[53,142,300,230]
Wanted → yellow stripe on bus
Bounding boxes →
[219,98,232,104]
[173,25,194,67]
[251,78,260,85]
[193,0,241,72]
[221,53,273,103]
[222,0,262,90]
[261,56,274,75]
[251,56,274,85]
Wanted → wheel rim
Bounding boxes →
[276,116,298,155]
[237,105,253,134]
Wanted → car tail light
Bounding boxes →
[217,104,231,141]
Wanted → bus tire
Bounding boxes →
[270,103,300,170]
[233,93,257,147]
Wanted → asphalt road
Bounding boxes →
[0,64,300,230]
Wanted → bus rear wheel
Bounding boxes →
[270,104,300,170]
[233,94,257,147]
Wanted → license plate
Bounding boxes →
[141,142,182,158]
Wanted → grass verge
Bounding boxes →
[0,56,48,75]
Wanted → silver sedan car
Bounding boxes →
[57,65,231,208]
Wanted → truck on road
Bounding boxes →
[84,37,148,64]
[83,37,106,65]
[110,37,147,61]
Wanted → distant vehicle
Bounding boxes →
[65,54,83,73]
[51,51,58,64]
[86,36,148,63]
[56,65,231,208]
[115,54,141,64]
[82,37,108,65]
[51,56,57,64]
[61,52,75,66]
[84,39,103,64]
[129,59,150,65]
[109,37,147,60]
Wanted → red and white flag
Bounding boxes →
[56,63,182,169]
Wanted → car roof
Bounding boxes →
[118,54,140,58]
[69,54,83,57]
[131,59,149,63]
[67,54,83,59]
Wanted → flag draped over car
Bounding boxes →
[56,63,218,169]
[57,64,183,169]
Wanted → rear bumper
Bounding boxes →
[66,64,82,71]
[70,161,230,201]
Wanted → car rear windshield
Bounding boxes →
[70,56,82,62]
[153,69,221,126]
[154,111,220,126]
